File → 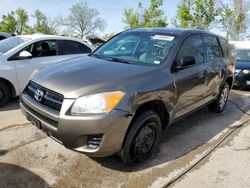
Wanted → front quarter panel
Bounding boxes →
[0,55,19,95]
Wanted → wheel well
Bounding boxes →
[0,78,16,97]
[225,77,233,90]
[131,100,169,129]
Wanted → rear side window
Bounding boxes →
[58,40,91,55]
[0,36,6,41]
[176,34,204,65]
[218,37,231,57]
[204,35,222,60]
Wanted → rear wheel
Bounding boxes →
[0,81,11,107]
[208,82,229,113]
[119,110,162,165]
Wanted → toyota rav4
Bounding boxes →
[20,28,235,164]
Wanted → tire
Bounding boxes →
[208,82,229,113]
[118,110,162,165]
[0,81,11,107]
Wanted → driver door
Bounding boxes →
[13,40,62,92]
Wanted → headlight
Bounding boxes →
[71,91,125,115]
[242,70,250,74]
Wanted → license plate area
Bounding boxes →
[26,113,41,129]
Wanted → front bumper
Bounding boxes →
[20,93,132,157]
[234,70,250,88]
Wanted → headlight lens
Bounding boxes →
[242,70,250,74]
[71,91,125,115]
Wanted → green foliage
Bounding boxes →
[0,11,17,34]
[0,8,55,35]
[175,0,217,30]
[31,10,57,35]
[122,0,168,29]
[15,8,29,35]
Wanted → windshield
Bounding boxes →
[0,37,30,55]
[233,49,250,62]
[93,31,176,65]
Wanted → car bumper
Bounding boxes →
[20,93,132,157]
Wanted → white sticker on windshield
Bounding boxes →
[152,35,175,41]
[154,60,161,64]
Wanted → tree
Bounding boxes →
[31,10,57,35]
[59,2,106,38]
[174,0,217,30]
[217,0,248,40]
[122,0,168,29]
[15,8,29,35]
[0,11,17,34]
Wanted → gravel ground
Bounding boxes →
[0,89,249,188]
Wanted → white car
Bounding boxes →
[0,34,95,107]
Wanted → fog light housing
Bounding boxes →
[87,134,103,149]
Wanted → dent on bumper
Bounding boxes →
[20,96,132,157]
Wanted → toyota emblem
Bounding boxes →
[34,89,44,102]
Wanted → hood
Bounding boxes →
[235,60,250,70]
[32,56,156,98]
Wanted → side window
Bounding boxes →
[23,40,57,58]
[0,36,6,41]
[204,35,222,61]
[58,40,91,55]
[176,34,204,66]
[218,37,231,57]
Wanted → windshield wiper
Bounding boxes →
[107,57,132,64]
[88,53,103,59]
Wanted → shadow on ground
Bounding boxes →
[0,99,20,112]
[0,162,48,188]
[91,92,250,172]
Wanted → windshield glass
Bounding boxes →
[93,31,176,65]
[233,49,250,61]
[0,37,30,55]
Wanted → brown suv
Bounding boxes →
[20,28,235,164]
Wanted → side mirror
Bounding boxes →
[177,56,196,70]
[18,51,32,60]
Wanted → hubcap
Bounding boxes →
[219,87,229,109]
[133,122,156,158]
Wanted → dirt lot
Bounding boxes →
[0,89,249,188]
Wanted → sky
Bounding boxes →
[0,0,181,34]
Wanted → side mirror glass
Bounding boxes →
[18,51,32,60]
[178,56,196,70]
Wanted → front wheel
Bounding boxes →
[118,110,162,165]
[208,82,229,113]
[0,81,11,107]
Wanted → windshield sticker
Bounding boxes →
[154,60,161,64]
[152,35,175,41]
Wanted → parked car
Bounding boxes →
[0,34,95,107]
[230,41,250,89]
[20,28,234,164]
[0,32,14,41]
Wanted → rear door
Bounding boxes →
[57,40,92,58]
[203,34,224,99]
[173,34,207,119]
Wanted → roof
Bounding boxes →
[125,28,224,38]
[17,34,79,40]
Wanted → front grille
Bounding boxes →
[26,81,64,112]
